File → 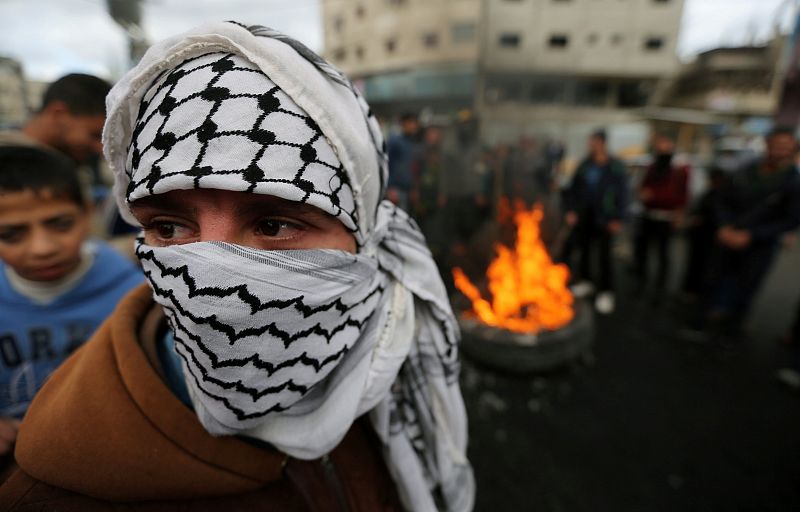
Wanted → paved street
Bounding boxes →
[460,241,800,511]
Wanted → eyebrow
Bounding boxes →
[0,214,75,230]
[235,197,334,221]
[131,193,337,221]
[130,194,198,216]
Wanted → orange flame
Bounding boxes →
[453,201,574,334]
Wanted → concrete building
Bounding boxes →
[0,57,31,129]
[643,36,788,157]
[322,0,482,115]
[322,0,685,156]
[0,56,48,129]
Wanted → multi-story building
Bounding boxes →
[0,56,48,129]
[322,0,685,155]
[0,57,31,129]
[644,36,788,157]
[322,0,482,116]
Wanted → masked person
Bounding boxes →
[0,22,474,512]
[633,133,689,302]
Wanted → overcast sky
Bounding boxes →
[0,0,795,82]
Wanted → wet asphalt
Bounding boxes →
[459,240,800,512]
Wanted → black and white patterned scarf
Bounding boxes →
[104,22,473,512]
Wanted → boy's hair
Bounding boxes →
[591,130,607,143]
[399,112,418,123]
[767,126,797,142]
[40,73,111,116]
[0,145,86,206]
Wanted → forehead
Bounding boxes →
[132,188,340,219]
[0,189,82,223]
[124,52,357,232]
[768,134,797,146]
[69,114,105,128]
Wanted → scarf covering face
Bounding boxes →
[104,22,474,512]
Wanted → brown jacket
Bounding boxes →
[0,285,401,511]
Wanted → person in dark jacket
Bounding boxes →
[700,128,800,341]
[681,167,726,299]
[564,130,628,314]
[634,133,689,301]
[386,113,420,211]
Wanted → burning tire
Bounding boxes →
[458,298,594,374]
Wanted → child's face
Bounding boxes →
[0,189,90,282]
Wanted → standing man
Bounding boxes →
[386,112,419,211]
[412,125,447,254]
[700,128,800,341]
[564,130,628,314]
[0,74,110,165]
[634,133,690,301]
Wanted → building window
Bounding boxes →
[653,0,670,3]
[451,22,476,43]
[333,16,344,33]
[422,32,439,48]
[611,33,624,46]
[549,34,569,48]
[644,36,664,50]
[574,80,609,107]
[498,33,521,48]
[387,0,406,5]
[332,48,346,62]
[355,46,365,60]
[617,81,650,108]
[355,4,365,17]
[587,33,598,45]
[529,77,567,104]
[385,38,397,53]
[486,75,524,103]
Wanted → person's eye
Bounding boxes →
[0,228,24,244]
[255,218,303,239]
[146,220,195,245]
[48,216,76,232]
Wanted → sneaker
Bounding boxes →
[594,292,615,314]
[570,281,595,299]
[776,368,800,390]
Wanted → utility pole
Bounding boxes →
[474,0,489,142]
[773,0,800,129]
[106,0,149,68]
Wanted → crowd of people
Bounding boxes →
[384,115,800,357]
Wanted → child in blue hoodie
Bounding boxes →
[0,146,143,452]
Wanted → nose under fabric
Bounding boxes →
[125,52,358,234]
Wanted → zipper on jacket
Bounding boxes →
[321,454,351,512]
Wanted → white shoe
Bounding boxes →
[570,281,595,299]
[594,292,615,314]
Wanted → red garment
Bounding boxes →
[640,163,690,211]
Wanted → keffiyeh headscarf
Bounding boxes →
[104,21,473,512]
